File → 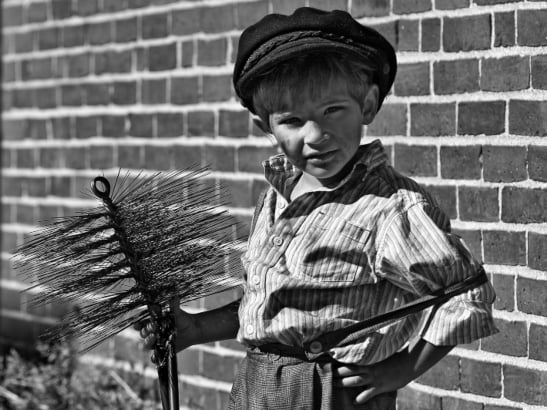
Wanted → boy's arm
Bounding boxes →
[334,338,453,404]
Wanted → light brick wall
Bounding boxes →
[1,0,546,409]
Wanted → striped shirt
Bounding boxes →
[237,139,497,365]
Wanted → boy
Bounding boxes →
[137,7,497,409]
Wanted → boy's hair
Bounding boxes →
[251,51,375,125]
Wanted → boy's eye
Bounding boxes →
[280,117,301,126]
[325,106,343,115]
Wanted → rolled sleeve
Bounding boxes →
[375,201,498,346]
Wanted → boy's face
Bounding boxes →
[266,79,377,185]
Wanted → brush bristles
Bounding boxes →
[15,168,243,352]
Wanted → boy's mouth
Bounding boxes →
[306,150,337,162]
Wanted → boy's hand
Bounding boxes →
[333,351,412,404]
[333,339,454,405]
[134,298,203,358]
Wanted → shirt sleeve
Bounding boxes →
[375,200,498,346]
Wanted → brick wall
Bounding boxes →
[1,0,546,409]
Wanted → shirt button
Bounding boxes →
[252,275,260,285]
[272,236,283,246]
[246,324,254,335]
[309,341,323,354]
[277,201,286,209]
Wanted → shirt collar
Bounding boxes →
[262,139,388,196]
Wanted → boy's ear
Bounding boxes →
[252,116,271,134]
[362,84,379,125]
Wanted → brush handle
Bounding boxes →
[156,315,180,410]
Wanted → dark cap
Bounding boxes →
[233,7,397,114]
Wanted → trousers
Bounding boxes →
[227,346,397,410]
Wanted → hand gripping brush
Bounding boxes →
[14,168,243,410]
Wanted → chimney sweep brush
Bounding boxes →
[14,168,243,410]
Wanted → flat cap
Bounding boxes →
[233,7,397,114]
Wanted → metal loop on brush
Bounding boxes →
[92,176,111,199]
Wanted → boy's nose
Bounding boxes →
[302,121,328,145]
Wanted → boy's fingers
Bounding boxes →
[354,387,379,405]
[144,334,157,348]
[333,364,368,377]
[335,374,373,388]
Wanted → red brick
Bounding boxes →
[2,176,24,197]
[35,87,58,109]
[503,365,547,405]
[529,232,547,271]
[75,0,99,16]
[17,203,36,224]
[85,83,110,105]
[484,406,522,410]
[129,113,154,138]
[502,187,547,224]
[52,117,73,140]
[238,146,278,173]
[397,20,420,51]
[142,78,167,105]
[63,25,86,48]
[66,52,91,77]
[65,147,88,169]
[3,5,24,27]
[475,0,521,3]
[173,145,203,169]
[529,323,547,362]
[394,63,430,96]
[517,10,547,46]
[198,38,228,67]
[181,40,194,68]
[12,89,32,108]
[102,49,133,74]
[142,12,169,39]
[156,113,184,138]
[367,103,407,136]
[460,358,501,397]
[491,273,514,312]
[202,74,233,102]
[483,230,526,265]
[61,84,84,106]
[115,17,138,43]
[236,1,269,29]
[481,56,530,92]
[393,0,431,13]
[397,387,441,410]
[26,177,48,197]
[50,176,72,197]
[220,178,253,208]
[394,144,437,177]
[443,15,491,52]
[14,32,33,53]
[21,58,54,80]
[481,318,527,356]
[27,2,49,23]
[350,0,390,17]
[416,355,459,390]
[51,0,73,19]
[424,185,457,219]
[494,11,515,47]
[204,145,236,172]
[483,145,527,182]
[178,348,201,375]
[171,76,200,105]
[531,55,547,89]
[187,111,215,137]
[103,0,127,12]
[148,42,177,71]
[458,186,499,222]
[118,145,143,169]
[509,100,547,136]
[200,4,236,33]
[3,119,25,141]
[517,277,547,316]
[38,26,60,50]
[0,315,40,343]
[411,103,455,136]
[270,0,307,14]
[172,8,201,35]
[440,145,481,179]
[144,145,173,171]
[16,148,36,168]
[101,115,125,137]
[458,101,505,135]
[434,59,479,94]
[75,116,98,139]
[219,110,249,138]
[111,81,137,105]
[370,21,398,49]
[90,146,115,169]
[442,397,482,410]
[422,18,441,52]
[88,21,112,45]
